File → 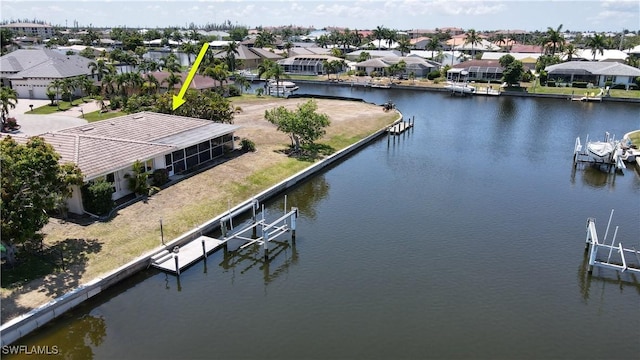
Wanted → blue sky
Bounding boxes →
[1,0,638,32]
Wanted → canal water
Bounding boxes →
[7,85,640,359]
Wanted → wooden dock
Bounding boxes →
[151,236,226,274]
[387,120,413,135]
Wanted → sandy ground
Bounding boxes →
[1,97,398,323]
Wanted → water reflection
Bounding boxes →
[220,238,298,286]
[5,314,106,360]
[270,175,330,220]
[570,163,622,189]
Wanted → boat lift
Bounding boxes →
[573,133,626,171]
[584,209,640,275]
[151,197,299,275]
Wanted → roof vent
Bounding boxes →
[80,126,94,132]
[132,114,144,119]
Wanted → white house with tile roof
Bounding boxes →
[2,112,239,215]
[545,61,640,89]
[0,49,93,99]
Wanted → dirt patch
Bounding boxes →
[1,96,399,323]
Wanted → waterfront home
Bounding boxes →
[544,61,640,89]
[355,56,439,78]
[278,54,345,75]
[1,112,239,215]
[448,60,504,83]
[0,49,93,99]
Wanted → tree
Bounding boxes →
[0,86,18,128]
[464,29,481,58]
[180,42,197,65]
[222,41,240,72]
[587,33,606,61]
[426,38,441,59]
[0,136,83,265]
[372,26,387,50]
[563,43,579,61]
[264,99,330,154]
[88,59,112,81]
[163,72,182,93]
[396,38,412,56]
[544,24,565,56]
[47,79,65,110]
[499,54,525,87]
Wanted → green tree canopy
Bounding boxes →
[264,100,330,153]
[499,54,525,86]
[1,136,83,264]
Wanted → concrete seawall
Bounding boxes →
[0,100,403,346]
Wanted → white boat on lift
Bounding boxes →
[586,132,617,162]
[444,70,475,95]
[266,80,299,96]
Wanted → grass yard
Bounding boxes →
[83,110,127,122]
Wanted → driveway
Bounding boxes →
[5,98,93,136]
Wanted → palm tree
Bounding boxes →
[77,76,94,101]
[163,72,182,93]
[385,30,398,49]
[372,26,386,50]
[222,41,240,72]
[396,38,412,56]
[47,79,65,109]
[492,33,507,50]
[316,35,330,48]
[563,44,579,61]
[426,38,441,59]
[88,59,111,81]
[255,31,275,48]
[587,33,606,61]
[180,42,198,66]
[141,73,160,95]
[545,24,565,56]
[464,29,481,58]
[0,86,18,127]
[161,53,181,73]
[203,63,229,93]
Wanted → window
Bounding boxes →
[185,144,198,156]
[144,159,154,172]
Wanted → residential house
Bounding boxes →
[213,44,283,70]
[0,49,93,99]
[410,37,431,50]
[355,56,438,78]
[345,50,402,61]
[571,49,628,63]
[277,54,345,75]
[447,60,504,82]
[481,52,540,71]
[2,112,240,215]
[544,61,640,89]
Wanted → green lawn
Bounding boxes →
[83,110,127,122]
[27,98,93,114]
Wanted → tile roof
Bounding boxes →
[4,112,240,180]
[0,49,92,79]
[545,61,640,77]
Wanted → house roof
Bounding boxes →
[573,49,628,62]
[545,61,640,77]
[452,59,503,70]
[0,49,92,79]
[40,111,241,179]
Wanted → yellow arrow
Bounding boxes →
[172,42,210,110]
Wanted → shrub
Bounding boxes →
[152,168,169,186]
[124,160,150,196]
[604,80,613,88]
[81,178,114,216]
[240,138,256,152]
[427,70,441,80]
[227,85,241,97]
[572,82,588,88]
[546,80,556,87]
